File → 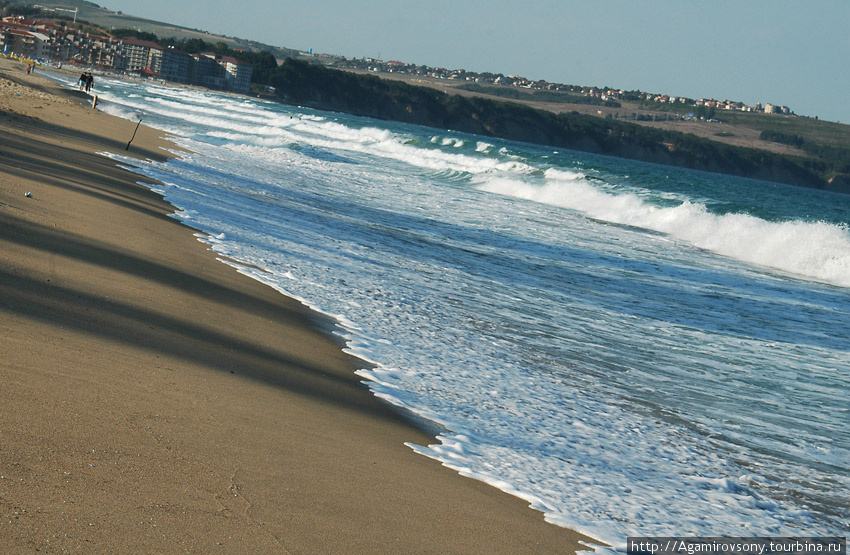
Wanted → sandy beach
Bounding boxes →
[0,58,596,554]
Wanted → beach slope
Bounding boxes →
[0,59,595,554]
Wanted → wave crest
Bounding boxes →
[478,171,850,287]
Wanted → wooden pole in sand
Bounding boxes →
[126,119,142,151]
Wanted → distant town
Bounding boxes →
[1,13,793,118]
[328,56,794,117]
[0,15,254,93]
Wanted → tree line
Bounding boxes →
[761,130,850,177]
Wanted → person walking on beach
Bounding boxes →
[79,72,87,91]
[85,73,94,93]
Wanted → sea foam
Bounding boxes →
[80,71,849,548]
[476,168,850,287]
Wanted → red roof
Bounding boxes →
[1,22,33,30]
[220,55,250,66]
[137,68,158,75]
[122,36,163,50]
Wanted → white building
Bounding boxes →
[221,55,253,93]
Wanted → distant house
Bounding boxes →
[0,19,50,58]
[220,55,252,93]
[6,29,50,58]
[122,36,163,73]
[161,47,192,84]
[87,33,122,67]
[192,53,226,88]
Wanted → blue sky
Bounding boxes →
[103,0,850,123]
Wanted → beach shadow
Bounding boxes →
[0,129,169,221]
[0,115,409,425]
[0,211,396,421]
[7,106,168,163]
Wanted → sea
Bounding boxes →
[50,72,849,547]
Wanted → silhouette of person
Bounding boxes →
[85,73,94,93]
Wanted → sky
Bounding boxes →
[102,0,850,123]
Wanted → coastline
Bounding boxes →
[272,59,846,193]
[0,58,597,554]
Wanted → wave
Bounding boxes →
[146,96,275,122]
[91,72,850,289]
[95,78,541,178]
[96,102,145,122]
[94,77,850,547]
[211,117,537,175]
[477,168,850,287]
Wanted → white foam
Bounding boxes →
[92,73,537,177]
[476,169,850,287]
[92,77,850,547]
[96,102,144,122]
